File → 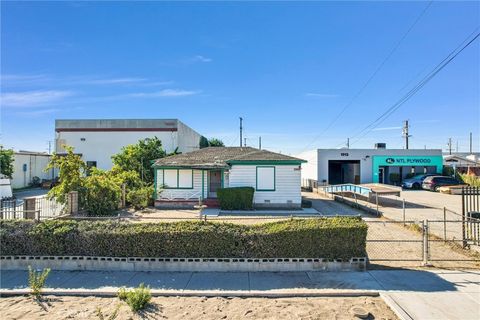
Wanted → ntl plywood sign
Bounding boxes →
[372,155,444,183]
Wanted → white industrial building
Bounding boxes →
[55,119,203,170]
[299,144,443,185]
[11,151,54,189]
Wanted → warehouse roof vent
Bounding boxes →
[374,143,386,149]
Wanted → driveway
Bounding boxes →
[13,188,48,200]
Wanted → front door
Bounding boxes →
[379,167,385,184]
[209,170,222,198]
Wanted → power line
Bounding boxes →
[299,1,433,152]
[350,28,480,146]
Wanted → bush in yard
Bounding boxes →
[83,168,121,215]
[217,187,255,210]
[127,185,154,209]
[28,266,50,298]
[118,283,152,312]
[459,173,480,187]
[0,217,368,259]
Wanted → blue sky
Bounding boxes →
[1,1,479,155]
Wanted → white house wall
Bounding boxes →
[12,153,54,189]
[229,165,302,206]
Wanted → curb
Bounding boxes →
[0,289,380,298]
[380,293,413,320]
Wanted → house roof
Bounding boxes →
[152,147,306,169]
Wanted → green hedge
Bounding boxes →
[217,187,254,210]
[0,218,367,259]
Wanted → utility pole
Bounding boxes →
[239,117,243,147]
[47,141,52,154]
[469,132,472,153]
[244,138,247,147]
[346,138,350,149]
[402,120,411,149]
[447,138,452,155]
[456,140,459,153]
[259,137,262,150]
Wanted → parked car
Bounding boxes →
[422,176,462,192]
[401,174,437,190]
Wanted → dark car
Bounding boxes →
[401,174,437,190]
[422,176,462,192]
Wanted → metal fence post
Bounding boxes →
[402,198,406,225]
[375,193,379,216]
[422,219,431,266]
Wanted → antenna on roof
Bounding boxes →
[259,136,262,150]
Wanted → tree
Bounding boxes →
[208,138,225,147]
[199,136,209,149]
[111,137,166,184]
[46,145,86,204]
[0,146,14,178]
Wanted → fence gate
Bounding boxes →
[462,186,480,247]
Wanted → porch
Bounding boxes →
[154,168,227,209]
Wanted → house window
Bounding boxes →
[86,161,97,176]
[163,169,193,189]
[256,166,275,191]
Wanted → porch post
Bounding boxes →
[201,169,205,200]
[153,168,157,200]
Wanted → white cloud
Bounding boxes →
[372,126,402,131]
[1,90,74,107]
[191,55,212,63]
[126,89,201,98]
[87,77,147,85]
[305,93,339,98]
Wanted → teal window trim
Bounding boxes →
[161,169,194,189]
[256,166,276,192]
[153,169,157,200]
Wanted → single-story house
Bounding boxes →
[152,147,306,209]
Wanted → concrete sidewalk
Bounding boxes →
[1,268,479,319]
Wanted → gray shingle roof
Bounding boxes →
[152,147,306,169]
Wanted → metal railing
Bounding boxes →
[158,190,202,201]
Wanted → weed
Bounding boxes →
[28,266,50,299]
[117,283,152,312]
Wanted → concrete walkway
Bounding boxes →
[1,268,479,319]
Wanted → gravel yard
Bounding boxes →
[0,295,398,320]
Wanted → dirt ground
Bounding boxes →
[0,295,398,320]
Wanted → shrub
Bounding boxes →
[127,185,154,209]
[0,218,367,259]
[459,173,480,187]
[217,187,255,210]
[83,169,121,215]
[28,266,50,298]
[118,284,151,312]
[301,199,312,208]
